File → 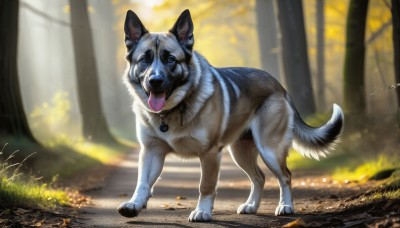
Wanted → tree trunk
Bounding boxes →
[69,0,115,143]
[316,0,326,111]
[392,0,400,126]
[343,0,369,114]
[276,0,316,116]
[0,1,36,140]
[255,0,281,81]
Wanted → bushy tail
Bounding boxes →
[287,96,344,160]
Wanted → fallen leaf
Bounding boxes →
[62,218,71,227]
[16,208,31,215]
[176,196,187,200]
[283,218,306,228]
[33,220,43,227]
[118,193,128,197]
[161,204,175,210]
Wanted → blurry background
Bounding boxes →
[13,0,398,144]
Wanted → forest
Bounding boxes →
[0,0,399,227]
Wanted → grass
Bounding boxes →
[332,155,400,183]
[287,149,359,171]
[0,144,70,209]
[23,91,137,178]
[360,188,400,202]
[358,169,400,203]
[44,134,130,164]
[0,134,136,180]
[0,178,69,209]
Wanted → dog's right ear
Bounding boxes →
[124,10,148,52]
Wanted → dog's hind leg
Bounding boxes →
[188,147,221,222]
[255,143,293,215]
[228,140,265,214]
[251,97,294,216]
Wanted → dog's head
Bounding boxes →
[124,9,195,113]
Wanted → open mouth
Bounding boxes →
[147,87,175,112]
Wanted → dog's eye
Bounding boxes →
[167,55,176,64]
[140,56,150,64]
[139,50,153,64]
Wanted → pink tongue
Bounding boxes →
[148,92,166,112]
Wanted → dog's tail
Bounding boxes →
[286,95,344,160]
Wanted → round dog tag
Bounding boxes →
[160,123,169,132]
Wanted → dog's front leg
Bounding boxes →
[118,146,166,218]
[189,148,221,222]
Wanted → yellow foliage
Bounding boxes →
[115,0,259,68]
[30,91,71,131]
[333,155,400,183]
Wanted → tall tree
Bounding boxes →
[69,0,115,142]
[316,0,326,111]
[392,0,400,116]
[276,0,316,116]
[343,0,369,114]
[0,1,36,140]
[255,0,281,81]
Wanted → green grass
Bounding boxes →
[360,188,400,202]
[44,134,127,164]
[287,149,358,171]
[333,155,400,183]
[0,178,69,209]
[358,169,400,202]
[0,145,69,209]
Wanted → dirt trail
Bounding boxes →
[79,151,399,227]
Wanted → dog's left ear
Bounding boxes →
[124,10,148,52]
[169,9,194,58]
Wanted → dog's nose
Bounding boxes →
[148,75,164,88]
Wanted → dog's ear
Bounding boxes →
[124,10,148,52]
[169,9,194,59]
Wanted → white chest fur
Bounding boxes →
[154,123,211,157]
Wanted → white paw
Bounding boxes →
[237,203,258,214]
[188,209,212,222]
[275,204,294,216]
[117,201,146,218]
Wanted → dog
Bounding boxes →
[118,9,344,222]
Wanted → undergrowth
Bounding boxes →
[358,168,400,202]
[0,144,69,209]
[333,155,400,183]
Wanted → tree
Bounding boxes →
[316,0,326,111]
[255,0,281,81]
[276,0,316,116]
[0,1,36,140]
[69,0,115,142]
[343,0,369,114]
[392,0,400,116]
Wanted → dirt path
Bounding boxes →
[79,152,399,227]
